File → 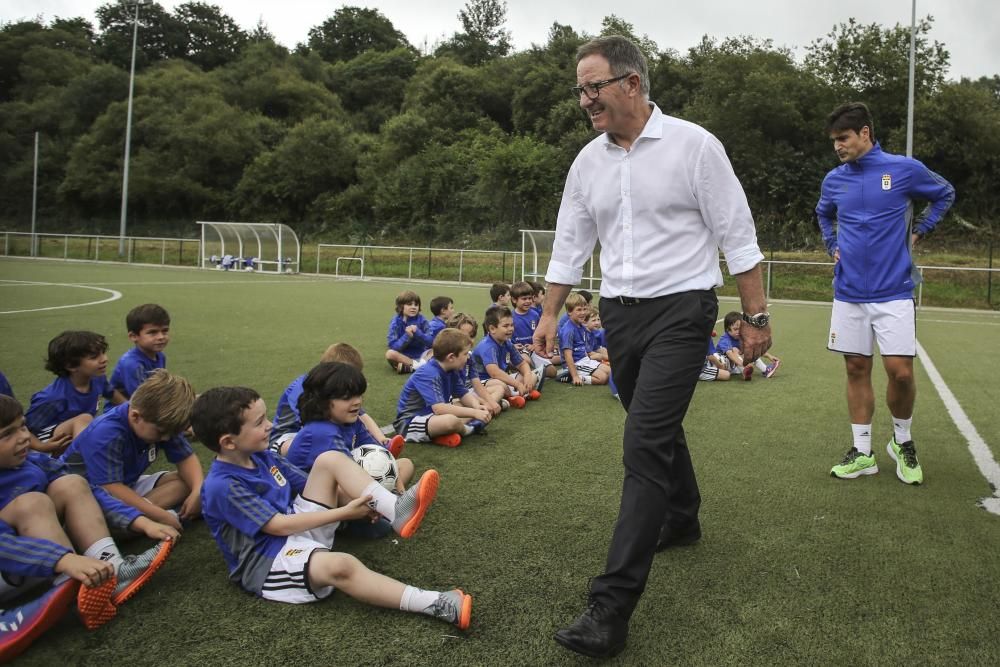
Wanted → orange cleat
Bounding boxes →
[387,434,406,458]
[112,539,174,606]
[392,469,440,539]
[77,576,117,630]
[508,396,526,409]
[431,433,462,448]
[527,390,542,401]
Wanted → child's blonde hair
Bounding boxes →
[564,292,587,312]
[446,312,478,336]
[321,342,363,370]
[130,369,195,436]
[432,328,473,361]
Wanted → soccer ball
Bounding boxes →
[351,445,398,490]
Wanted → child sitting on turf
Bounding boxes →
[426,296,455,343]
[510,281,559,380]
[385,290,433,374]
[489,282,512,310]
[270,344,404,457]
[60,369,203,533]
[109,304,171,401]
[472,306,539,406]
[717,312,781,381]
[557,293,610,386]
[529,281,545,316]
[699,333,732,382]
[25,331,116,455]
[395,329,492,448]
[584,307,609,363]
[191,386,472,628]
[447,313,504,415]
[0,395,176,651]
[286,362,414,492]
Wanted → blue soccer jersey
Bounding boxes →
[715,332,741,356]
[394,359,469,435]
[286,419,379,471]
[60,402,194,487]
[589,328,607,350]
[427,316,448,342]
[110,347,166,398]
[386,314,434,359]
[511,309,539,350]
[1,451,141,531]
[472,335,524,382]
[0,371,13,399]
[559,319,591,363]
[201,450,309,596]
[270,374,306,447]
[0,527,70,579]
[25,376,114,437]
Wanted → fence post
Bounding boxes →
[408,248,413,279]
[161,239,166,265]
[316,245,321,274]
[766,249,773,302]
[988,234,994,307]
[458,250,464,283]
[178,240,183,265]
[64,235,69,259]
[917,267,924,309]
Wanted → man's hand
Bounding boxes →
[739,325,772,365]
[532,314,558,361]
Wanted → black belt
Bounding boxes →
[609,291,711,306]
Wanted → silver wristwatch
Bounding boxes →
[741,311,770,328]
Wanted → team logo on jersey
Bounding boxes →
[881,173,892,190]
[269,465,287,487]
[147,446,157,463]
[284,548,304,557]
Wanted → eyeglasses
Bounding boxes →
[570,74,631,100]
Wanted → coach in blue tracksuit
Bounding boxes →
[816,102,954,486]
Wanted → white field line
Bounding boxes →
[0,280,122,314]
[916,339,1000,515]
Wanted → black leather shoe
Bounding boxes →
[553,600,628,658]
[656,520,701,552]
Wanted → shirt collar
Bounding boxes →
[600,102,663,148]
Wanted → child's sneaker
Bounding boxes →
[432,433,462,448]
[508,395,526,409]
[499,399,510,411]
[742,365,753,381]
[427,589,473,630]
[466,419,488,434]
[556,369,571,383]
[0,578,79,661]
[77,576,117,630]
[764,359,781,378]
[387,434,405,458]
[391,469,440,538]
[527,389,542,401]
[112,539,173,605]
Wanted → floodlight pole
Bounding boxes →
[119,0,149,256]
[905,0,916,158]
[30,131,39,257]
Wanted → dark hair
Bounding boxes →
[724,311,742,331]
[509,281,534,299]
[45,331,108,377]
[430,296,454,316]
[529,281,545,294]
[826,102,875,140]
[395,290,421,314]
[577,290,593,304]
[483,305,512,335]
[298,362,367,423]
[576,35,650,98]
[0,395,23,432]
[126,303,170,334]
[190,386,261,453]
[489,283,510,302]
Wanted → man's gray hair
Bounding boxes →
[576,35,649,99]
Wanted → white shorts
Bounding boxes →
[698,360,720,381]
[261,496,339,604]
[132,471,169,497]
[570,358,602,376]
[828,299,916,357]
[530,352,552,369]
[402,414,433,443]
[270,431,298,455]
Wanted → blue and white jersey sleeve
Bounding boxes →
[91,485,142,531]
[0,371,13,399]
[270,374,305,447]
[386,315,410,351]
[715,333,740,355]
[161,434,195,464]
[0,528,71,579]
[110,348,166,398]
[907,159,955,235]
[427,317,448,341]
[472,337,500,381]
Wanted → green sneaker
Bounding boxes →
[830,447,878,479]
[887,438,923,485]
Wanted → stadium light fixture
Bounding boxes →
[119,0,151,257]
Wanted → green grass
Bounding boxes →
[2,258,1000,665]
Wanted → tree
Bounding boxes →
[0,19,97,102]
[600,15,659,64]
[435,0,511,66]
[328,46,419,132]
[173,2,248,70]
[96,1,187,69]
[804,16,949,151]
[305,7,410,63]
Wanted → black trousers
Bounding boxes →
[590,290,718,620]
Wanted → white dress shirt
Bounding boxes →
[545,104,763,298]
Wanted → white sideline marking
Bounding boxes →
[916,339,1000,515]
[0,280,122,314]
[920,318,1000,328]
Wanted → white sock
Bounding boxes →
[852,424,873,455]
[582,375,593,385]
[53,573,71,585]
[83,536,124,573]
[400,585,441,614]
[463,424,474,436]
[892,416,913,444]
[362,481,399,522]
[756,358,768,373]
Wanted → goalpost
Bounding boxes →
[197,222,301,274]
[520,229,603,290]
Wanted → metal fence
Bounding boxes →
[2,231,200,267]
[313,243,521,285]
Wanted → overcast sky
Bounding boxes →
[3,0,997,80]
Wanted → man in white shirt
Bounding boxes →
[534,36,772,659]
